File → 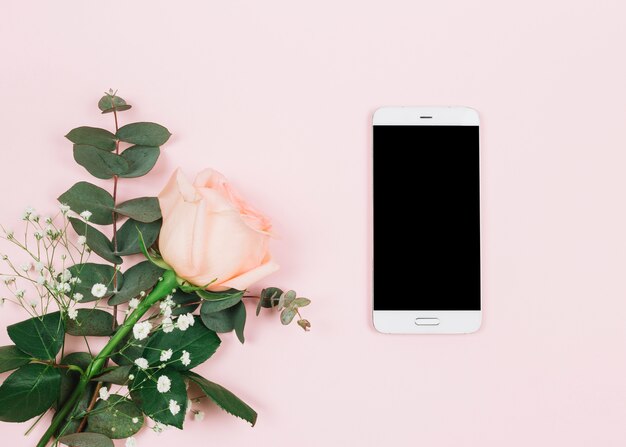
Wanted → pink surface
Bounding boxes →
[2,0,626,445]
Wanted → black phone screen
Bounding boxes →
[373,125,481,311]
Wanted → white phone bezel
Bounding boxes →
[372,106,481,334]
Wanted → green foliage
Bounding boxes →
[65,309,114,336]
[130,367,187,429]
[0,364,61,422]
[58,182,115,225]
[115,197,161,223]
[170,290,200,316]
[257,288,311,331]
[0,345,31,373]
[119,146,160,178]
[201,301,246,343]
[143,316,220,371]
[87,394,143,439]
[98,92,132,114]
[7,312,64,360]
[67,264,121,302]
[197,289,244,313]
[57,352,93,409]
[110,332,146,367]
[58,433,114,447]
[69,218,122,265]
[185,371,257,426]
[73,145,129,180]
[92,365,132,385]
[108,261,163,305]
[117,122,171,146]
[65,127,117,151]
[115,219,161,256]
[257,287,283,315]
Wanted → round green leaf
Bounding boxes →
[143,316,220,371]
[114,197,161,223]
[0,364,61,422]
[130,367,187,429]
[292,297,311,307]
[108,261,164,305]
[67,263,122,302]
[58,182,115,225]
[201,301,246,343]
[7,312,64,360]
[98,94,132,114]
[117,122,171,146]
[59,433,114,447]
[65,127,117,151]
[66,309,114,336]
[69,218,121,265]
[120,146,160,178]
[73,145,129,180]
[92,365,132,385]
[280,308,297,325]
[115,219,161,257]
[87,394,144,439]
[0,345,31,373]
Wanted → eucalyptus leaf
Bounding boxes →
[7,312,64,360]
[0,345,31,373]
[108,261,163,305]
[58,182,114,225]
[197,289,244,313]
[92,365,132,385]
[66,309,114,336]
[143,316,220,371]
[278,290,296,309]
[292,297,311,308]
[280,308,297,325]
[201,301,246,342]
[98,94,132,114]
[258,287,283,315]
[130,367,187,429]
[87,394,143,439]
[0,364,61,422]
[73,145,129,180]
[115,219,161,256]
[69,218,121,265]
[120,146,160,178]
[67,263,121,302]
[117,122,171,146]
[65,127,117,151]
[185,371,257,426]
[115,197,161,223]
[58,433,114,447]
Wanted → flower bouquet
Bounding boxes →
[0,91,311,447]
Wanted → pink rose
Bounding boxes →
[158,168,279,291]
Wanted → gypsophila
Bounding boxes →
[129,298,140,309]
[79,210,92,221]
[99,387,110,401]
[194,411,205,422]
[15,289,25,299]
[132,417,139,424]
[36,275,45,286]
[133,321,152,340]
[180,350,191,367]
[175,313,195,331]
[68,308,78,320]
[125,437,137,447]
[20,263,31,272]
[59,203,70,214]
[128,374,135,380]
[91,283,107,298]
[61,269,72,282]
[73,293,83,301]
[77,235,87,246]
[161,317,175,333]
[34,262,44,272]
[160,349,173,362]
[153,422,166,433]
[168,399,181,416]
[134,358,149,370]
[157,375,171,393]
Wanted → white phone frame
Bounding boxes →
[372,106,482,334]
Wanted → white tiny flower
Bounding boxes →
[180,350,191,367]
[131,417,139,424]
[69,277,78,284]
[15,289,25,298]
[44,217,53,224]
[36,275,46,286]
[68,308,78,320]
[73,293,83,301]
[80,210,92,221]
[6,230,14,239]
[194,411,205,421]
[29,298,38,308]
[77,235,87,246]
[128,298,140,309]
[34,262,45,272]
[168,399,180,416]
[160,349,173,362]
[175,313,195,331]
[133,321,152,340]
[128,374,135,380]
[186,399,193,413]
[59,204,71,214]
[61,269,72,282]
[161,317,175,333]
[162,306,172,318]
[157,375,171,393]
[91,283,107,298]
[125,437,137,447]
[153,422,166,433]
[99,387,110,401]
[62,283,72,293]
[22,207,35,220]
[3,277,15,285]
[20,263,31,272]
[139,291,146,297]
[34,231,43,240]
[134,358,149,370]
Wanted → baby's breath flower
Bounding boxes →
[35,262,44,272]
[99,387,110,401]
[160,349,173,362]
[133,321,152,340]
[175,313,195,331]
[3,277,15,285]
[20,263,31,272]
[152,422,166,433]
[61,269,72,282]
[5,230,14,240]
[91,283,107,298]
[22,207,35,221]
[125,437,137,447]
[128,374,135,380]
[161,317,174,333]
[139,291,146,297]
[80,210,92,221]
[68,308,78,320]
[168,400,180,416]
[157,375,171,393]
[131,417,139,424]
[34,231,43,240]
[59,204,71,214]
[194,411,205,422]
[77,235,87,246]
[36,275,45,286]
[128,298,140,309]
[73,293,83,301]
[134,358,149,370]
[44,217,53,224]
[15,289,25,299]
[180,350,191,367]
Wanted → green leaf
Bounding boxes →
[115,219,161,256]
[108,261,164,305]
[197,289,244,313]
[185,371,257,426]
[92,365,132,385]
[258,287,283,315]
[57,352,93,409]
[66,309,114,336]
[280,308,297,325]
[201,301,246,341]
[69,218,121,265]
[278,290,296,309]
[143,316,220,371]
[73,145,129,180]
[66,127,117,151]
[67,263,121,302]
[57,382,97,436]
[87,394,143,439]
[130,367,187,429]
[292,297,311,308]
[171,290,200,316]
[120,146,160,178]
[115,197,161,223]
[117,122,171,146]
[59,433,114,447]
[98,94,132,114]
[0,345,31,373]
[7,312,64,360]
[0,364,61,422]
[58,182,114,225]
[110,331,146,366]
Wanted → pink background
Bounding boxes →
[2,0,626,445]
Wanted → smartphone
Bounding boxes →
[372,106,481,334]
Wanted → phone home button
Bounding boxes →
[415,318,440,326]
